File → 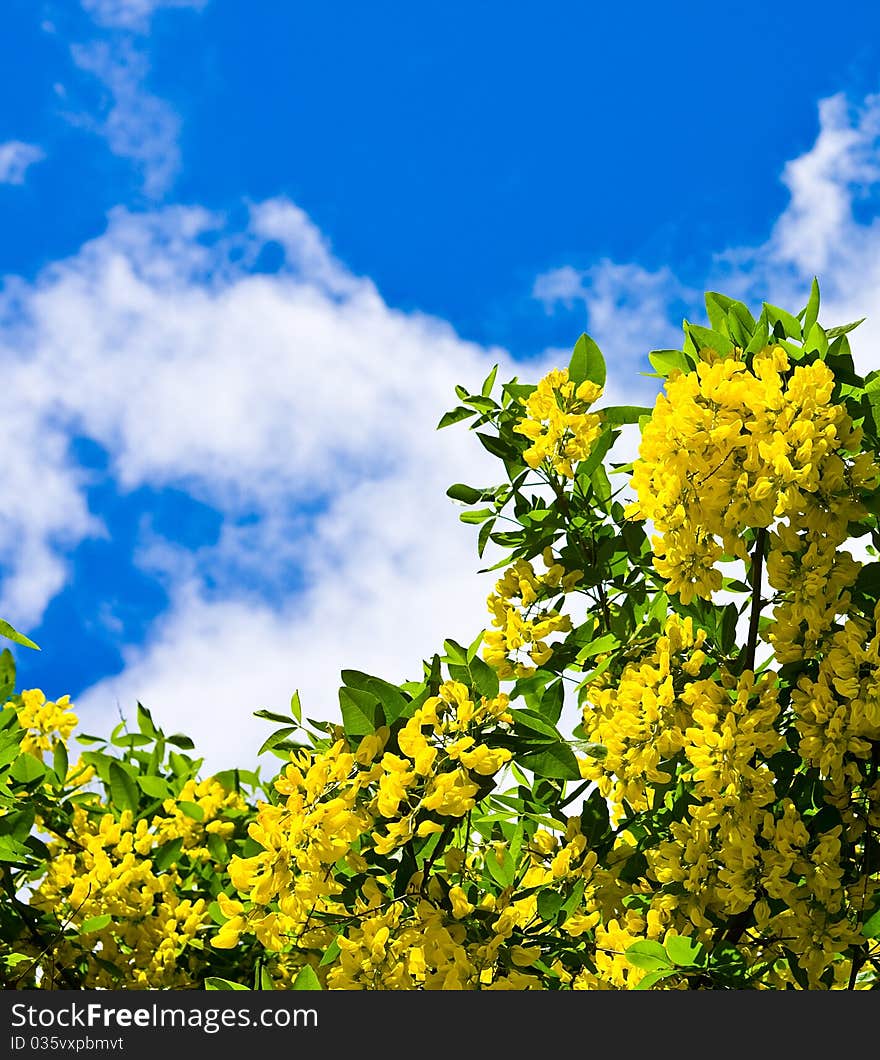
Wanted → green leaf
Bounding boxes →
[136,702,157,737]
[684,323,735,358]
[446,483,484,504]
[0,648,15,701]
[825,317,865,339]
[537,890,565,922]
[805,322,828,356]
[861,907,880,939]
[167,733,195,750]
[342,671,410,725]
[137,775,171,799]
[10,754,46,784]
[476,432,510,460]
[518,741,581,780]
[285,690,301,724]
[258,725,299,756]
[575,632,618,664]
[485,845,515,887]
[254,708,299,725]
[206,832,228,863]
[437,406,477,429]
[764,302,802,341]
[152,837,184,871]
[590,464,612,504]
[709,941,747,979]
[481,364,499,397]
[724,305,753,348]
[338,686,383,737]
[468,655,500,699]
[459,507,494,524]
[168,750,198,778]
[704,291,734,331]
[319,938,342,967]
[624,940,673,972]
[635,968,677,990]
[80,913,113,934]
[0,619,40,651]
[664,933,705,967]
[538,680,564,724]
[292,965,322,990]
[577,741,607,760]
[52,740,68,784]
[443,639,469,663]
[205,977,249,991]
[0,835,33,863]
[597,405,653,425]
[802,277,820,340]
[112,732,152,748]
[512,710,563,741]
[108,761,139,814]
[745,305,770,354]
[466,629,485,662]
[477,518,496,558]
[178,800,205,821]
[647,349,690,376]
[0,804,35,840]
[569,333,606,389]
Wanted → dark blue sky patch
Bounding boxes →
[10,438,228,696]
[159,2,880,357]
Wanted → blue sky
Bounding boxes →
[3,0,880,769]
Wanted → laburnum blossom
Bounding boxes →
[514,367,603,478]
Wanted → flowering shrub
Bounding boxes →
[2,282,880,989]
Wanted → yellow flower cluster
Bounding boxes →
[647,799,862,987]
[514,368,603,478]
[13,688,78,759]
[214,685,664,990]
[791,603,880,794]
[483,549,582,679]
[628,347,877,607]
[318,816,637,990]
[30,775,246,988]
[580,611,871,986]
[579,614,707,816]
[216,681,515,954]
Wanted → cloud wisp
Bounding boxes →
[81,1,208,33]
[0,141,46,185]
[52,0,209,198]
[70,39,181,199]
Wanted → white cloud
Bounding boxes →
[711,90,880,376]
[534,260,694,377]
[0,198,542,768]
[70,40,181,198]
[537,90,880,382]
[0,141,46,185]
[81,0,207,33]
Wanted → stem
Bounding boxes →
[549,475,611,630]
[1,872,81,989]
[420,818,457,894]
[744,528,767,673]
[712,529,768,964]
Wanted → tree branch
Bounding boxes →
[744,527,767,673]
